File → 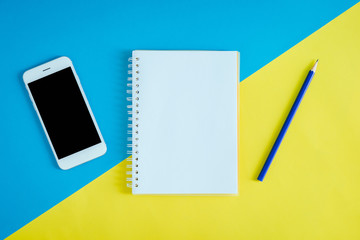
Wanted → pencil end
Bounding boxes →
[257,174,265,182]
[311,59,319,72]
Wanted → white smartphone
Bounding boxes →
[23,56,107,170]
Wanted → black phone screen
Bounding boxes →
[28,67,101,159]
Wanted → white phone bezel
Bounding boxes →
[23,56,107,170]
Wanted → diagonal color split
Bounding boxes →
[7,2,360,239]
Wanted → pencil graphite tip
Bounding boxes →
[311,59,319,72]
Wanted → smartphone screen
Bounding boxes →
[28,67,101,159]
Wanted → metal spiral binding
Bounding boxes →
[126,56,140,189]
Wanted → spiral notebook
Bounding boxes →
[126,50,239,194]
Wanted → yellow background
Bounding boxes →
[8,3,360,239]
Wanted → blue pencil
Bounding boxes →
[257,60,318,182]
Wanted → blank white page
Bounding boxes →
[131,50,238,194]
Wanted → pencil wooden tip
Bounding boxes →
[311,59,318,72]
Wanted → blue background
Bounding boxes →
[0,0,358,238]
